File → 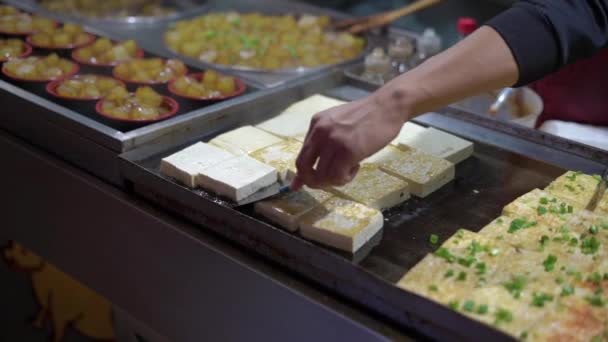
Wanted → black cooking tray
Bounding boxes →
[119,70,608,341]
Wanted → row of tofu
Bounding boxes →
[160,94,474,253]
[398,171,608,341]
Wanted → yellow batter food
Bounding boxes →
[100,86,172,121]
[164,12,365,70]
[29,23,92,48]
[113,58,187,84]
[74,38,139,65]
[3,54,76,81]
[55,75,124,99]
[171,70,238,98]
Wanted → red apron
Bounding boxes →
[531,48,608,128]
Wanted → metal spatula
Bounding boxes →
[586,168,608,212]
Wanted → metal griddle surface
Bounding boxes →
[132,129,565,279]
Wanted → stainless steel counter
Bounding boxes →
[0,129,416,342]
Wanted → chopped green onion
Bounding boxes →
[448,300,459,310]
[476,304,488,315]
[444,269,454,278]
[537,206,548,216]
[581,236,601,255]
[555,277,564,284]
[434,248,455,263]
[463,300,475,312]
[429,285,438,292]
[566,172,580,181]
[560,285,574,297]
[540,197,549,205]
[509,218,537,234]
[468,241,484,255]
[564,184,576,192]
[496,218,504,224]
[567,205,573,213]
[543,254,557,272]
[458,256,476,268]
[540,235,550,247]
[586,295,605,307]
[532,292,554,307]
[589,225,599,235]
[429,234,439,245]
[601,222,608,230]
[457,271,467,281]
[475,262,487,275]
[588,272,602,285]
[495,308,513,325]
[569,238,578,247]
[504,275,527,299]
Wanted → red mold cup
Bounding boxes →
[72,44,145,67]
[111,59,188,88]
[95,95,179,123]
[1,56,79,82]
[0,16,59,36]
[26,32,96,50]
[168,72,247,101]
[46,74,126,101]
[0,42,33,62]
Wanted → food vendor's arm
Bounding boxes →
[293,0,608,190]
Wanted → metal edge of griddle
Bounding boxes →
[437,106,608,169]
[118,156,515,342]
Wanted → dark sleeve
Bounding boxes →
[485,0,608,86]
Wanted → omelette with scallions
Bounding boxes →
[398,171,608,341]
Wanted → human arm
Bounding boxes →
[293,0,608,190]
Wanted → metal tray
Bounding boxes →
[28,0,203,23]
[0,0,267,184]
[11,0,414,88]
[120,69,608,340]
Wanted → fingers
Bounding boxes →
[294,132,322,189]
[325,148,360,186]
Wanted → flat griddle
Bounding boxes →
[120,70,608,341]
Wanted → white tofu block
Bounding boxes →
[398,127,474,164]
[366,146,454,198]
[197,155,278,201]
[257,95,346,138]
[159,142,234,188]
[282,94,346,115]
[331,165,410,210]
[209,126,283,156]
[298,198,384,253]
[390,122,428,146]
[249,139,302,183]
[254,187,333,232]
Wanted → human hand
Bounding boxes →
[292,94,409,191]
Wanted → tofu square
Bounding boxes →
[298,198,383,253]
[398,229,513,304]
[209,126,283,156]
[254,187,333,232]
[330,165,410,210]
[159,142,234,188]
[398,127,474,164]
[367,145,455,197]
[545,171,601,207]
[282,94,346,116]
[390,122,428,147]
[257,95,346,138]
[197,155,278,202]
[502,189,581,228]
[249,139,302,183]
